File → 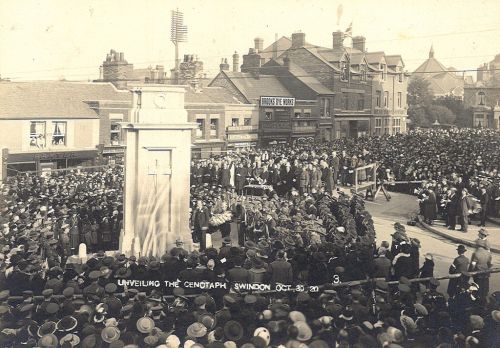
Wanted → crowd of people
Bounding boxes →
[0,128,499,347]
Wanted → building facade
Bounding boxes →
[463,86,500,130]
[185,86,259,158]
[0,81,129,179]
[212,31,408,143]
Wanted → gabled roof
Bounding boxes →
[365,52,386,65]
[214,71,292,102]
[385,55,404,67]
[271,58,333,95]
[0,81,131,119]
[260,36,292,62]
[185,86,243,104]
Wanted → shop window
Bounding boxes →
[244,118,252,126]
[265,111,273,120]
[110,123,121,145]
[30,121,46,148]
[52,121,66,146]
[196,119,204,138]
[210,119,218,137]
[231,118,239,127]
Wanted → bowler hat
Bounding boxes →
[224,320,243,341]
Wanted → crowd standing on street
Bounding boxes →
[0,128,499,347]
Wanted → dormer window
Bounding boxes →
[381,64,387,81]
[360,64,367,82]
[478,91,486,106]
[340,60,349,82]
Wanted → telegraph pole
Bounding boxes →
[171,8,188,84]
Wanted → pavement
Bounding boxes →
[418,217,500,254]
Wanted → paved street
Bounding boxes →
[366,191,500,295]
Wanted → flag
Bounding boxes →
[345,22,353,37]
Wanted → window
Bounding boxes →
[294,111,302,118]
[30,121,46,148]
[320,98,330,118]
[303,112,311,118]
[392,118,401,134]
[264,110,273,120]
[210,119,218,137]
[360,64,367,82]
[474,114,485,127]
[342,94,349,110]
[196,119,204,138]
[52,121,66,146]
[478,92,486,106]
[374,118,382,135]
[110,123,121,145]
[397,92,402,108]
[244,118,252,126]
[340,61,349,81]
[376,90,381,107]
[384,118,390,134]
[384,91,389,107]
[381,64,387,80]
[398,69,403,83]
[231,118,239,127]
[357,94,364,110]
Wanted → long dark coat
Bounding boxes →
[423,191,437,220]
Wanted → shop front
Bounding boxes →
[3,149,99,178]
[335,117,371,139]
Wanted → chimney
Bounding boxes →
[241,48,261,77]
[332,31,345,49]
[254,37,264,52]
[352,36,366,52]
[291,32,306,48]
[232,51,240,72]
[429,45,435,59]
[119,52,124,61]
[219,58,230,71]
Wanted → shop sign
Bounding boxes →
[260,96,295,107]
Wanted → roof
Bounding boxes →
[365,52,386,65]
[413,53,464,96]
[185,86,243,104]
[219,71,292,102]
[271,59,333,95]
[259,36,292,62]
[0,81,131,119]
[385,55,404,67]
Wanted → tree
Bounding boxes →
[434,95,469,127]
[426,104,456,124]
[407,77,434,127]
[408,76,434,108]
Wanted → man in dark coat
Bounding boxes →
[192,200,210,251]
[423,188,437,224]
[220,162,231,189]
[458,189,470,232]
[268,250,293,285]
[446,188,459,230]
[235,163,247,195]
[392,243,414,280]
[447,244,469,297]
[478,186,489,227]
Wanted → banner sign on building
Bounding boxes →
[260,96,295,107]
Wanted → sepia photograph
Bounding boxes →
[0,0,499,347]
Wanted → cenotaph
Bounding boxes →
[120,85,196,257]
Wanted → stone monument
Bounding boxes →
[120,85,196,257]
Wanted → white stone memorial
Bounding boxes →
[120,85,196,257]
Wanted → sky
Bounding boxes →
[1,0,499,81]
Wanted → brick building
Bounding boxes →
[463,86,500,129]
[212,31,408,142]
[185,85,259,157]
[0,81,130,179]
